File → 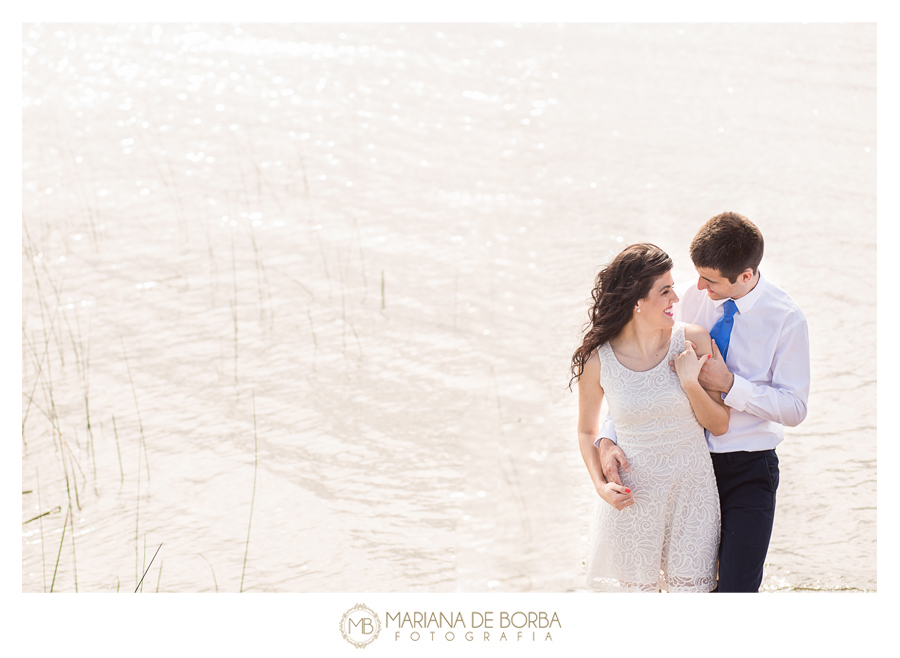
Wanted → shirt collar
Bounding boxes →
[716,270,766,313]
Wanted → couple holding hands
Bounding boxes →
[573,212,810,593]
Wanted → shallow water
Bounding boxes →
[21,23,875,592]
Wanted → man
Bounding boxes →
[596,212,810,592]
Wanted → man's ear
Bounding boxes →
[740,269,754,283]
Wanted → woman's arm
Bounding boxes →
[676,324,730,436]
[578,352,634,510]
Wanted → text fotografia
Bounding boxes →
[386,611,561,642]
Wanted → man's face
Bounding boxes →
[694,266,746,300]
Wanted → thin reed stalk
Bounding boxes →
[85,153,103,245]
[232,130,287,214]
[135,542,162,593]
[122,341,150,481]
[22,317,60,441]
[50,504,70,593]
[352,216,368,295]
[488,365,532,541]
[338,252,348,356]
[240,391,259,593]
[307,309,318,350]
[249,221,268,325]
[160,149,189,239]
[297,150,332,292]
[134,427,143,588]
[63,128,99,247]
[202,217,219,284]
[22,231,65,447]
[268,264,315,301]
[199,553,219,592]
[23,507,60,524]
[54,122,98,247]
[41,379,61,454]
[89,424,98,494]
[37,467,47,592]
[36,255,68,371]
[454,271,459,330]
[248,222,275,329]
[231,228,239,387]
[350,322,363,360]
[59,432,81,511]
[112,414,124,485]
[63,430,88,481]
[69,307,96,492]
[69,495,78,592]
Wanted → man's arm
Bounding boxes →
[723,319,810,426]
[597,438,632,488]
[699,318,810,427]
[594,410,632,489]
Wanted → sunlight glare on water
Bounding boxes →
[21,23,875,593]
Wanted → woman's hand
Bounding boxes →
[596,481,634,510]
[674,339,711,387]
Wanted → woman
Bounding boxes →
[572,243,726,593]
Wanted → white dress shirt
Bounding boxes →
[596,271,810,453]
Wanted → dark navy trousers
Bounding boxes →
[710,450,780,593]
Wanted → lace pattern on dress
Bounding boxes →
[585,322,721,593]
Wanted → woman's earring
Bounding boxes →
[636,306,641,313]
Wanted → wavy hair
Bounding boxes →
[569,243,673,388]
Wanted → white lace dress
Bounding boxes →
[586,322,720,592]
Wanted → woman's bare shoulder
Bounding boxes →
[683,323,713,352]
[683,323,710,339]
[584,348,601,372]
[579,349,603,384]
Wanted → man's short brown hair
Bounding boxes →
[689,212,764,283]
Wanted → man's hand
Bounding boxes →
[597,438,631,487]
[697,340,735,393]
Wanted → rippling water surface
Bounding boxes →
[21,23,875,592]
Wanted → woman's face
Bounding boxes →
[636,270,678,327]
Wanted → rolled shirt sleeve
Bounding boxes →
[593,413,618,447]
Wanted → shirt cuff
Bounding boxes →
[723,373,753,411]
[593,419,618,447]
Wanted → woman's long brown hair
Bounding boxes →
[569,243,673,388]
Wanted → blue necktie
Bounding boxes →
[709,299,738,361]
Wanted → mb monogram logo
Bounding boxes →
[339,604,382,648]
